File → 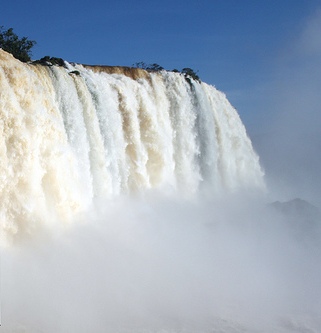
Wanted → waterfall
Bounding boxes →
[3,50,320,333]
[0,49,264,239]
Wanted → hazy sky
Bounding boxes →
[2,0,321,201]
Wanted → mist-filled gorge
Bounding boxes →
[0,46,321,333]
[3,194,321,333]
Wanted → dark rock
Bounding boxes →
[32,56,67,68]
[69,70,80,76]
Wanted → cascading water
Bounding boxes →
[0,49,263,239]
[1,49,321,333]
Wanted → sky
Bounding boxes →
[2,0,321,202]
[1,1,318,95]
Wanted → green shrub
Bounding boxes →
[0,26,36,62]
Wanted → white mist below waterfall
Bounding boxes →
[0,49,263,241]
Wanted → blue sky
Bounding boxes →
[2,0,321,201]
[1,1,318,94]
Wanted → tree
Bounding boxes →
[0,26,36,62]
[132,62,164,72]
[146,63,164,72]
[132,62,201,82]
[181,67,200,83]
[132,61,148,69]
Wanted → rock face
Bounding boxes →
[83,64,150,80]
[271,198,319,219]
[271,198,321,239]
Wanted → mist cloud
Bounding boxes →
[254,8,321,205]
[1,192,321,333]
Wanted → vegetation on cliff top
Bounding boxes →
[132,62,201,83]
[0,26,36,62]
[0,26,201,83]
